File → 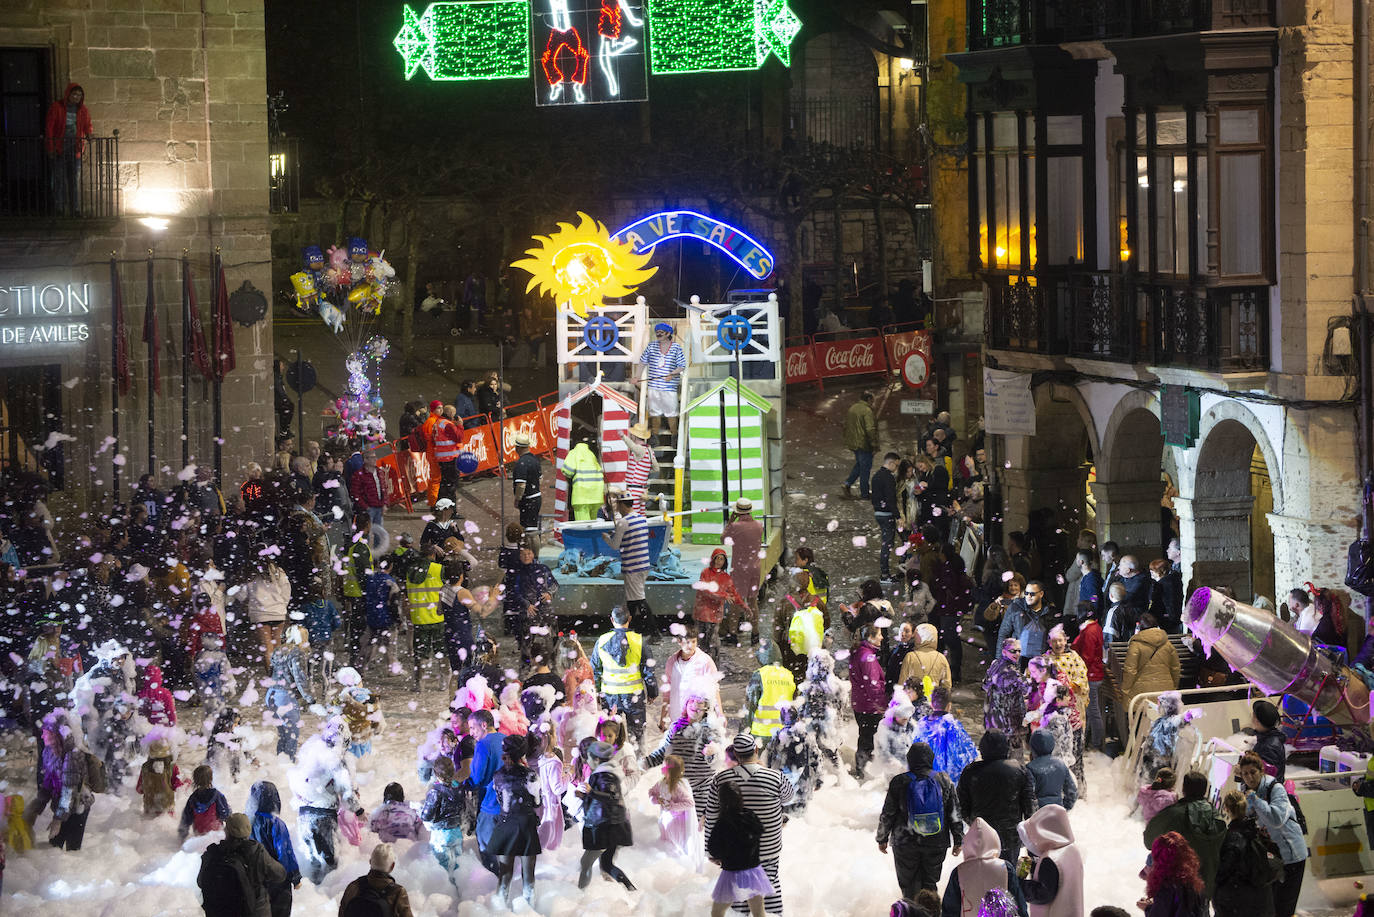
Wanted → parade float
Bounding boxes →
[511,210,787,618]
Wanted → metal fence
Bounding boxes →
[790,97,879,151]
[0,134,119,220]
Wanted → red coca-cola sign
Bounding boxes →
[885,330,933,380]
[785,345,816,384]
[813,336,887,379]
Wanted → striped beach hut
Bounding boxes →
[552,379,639,536]
[685,377,772,544]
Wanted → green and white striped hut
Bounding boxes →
[685,377,772,544]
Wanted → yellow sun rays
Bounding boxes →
[511,212,658,317]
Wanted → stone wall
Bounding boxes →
[0,0,274,506]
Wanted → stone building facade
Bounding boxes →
[0,0,274,509]
[949,0,1362,602]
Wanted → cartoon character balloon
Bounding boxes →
[290,272,319,314]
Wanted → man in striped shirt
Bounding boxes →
[604,491,654,634]
[705,734,795,915]
[633,322,687,440]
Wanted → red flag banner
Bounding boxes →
[143,257,161,395]
[184,263,212,380]
[110,259,131,396]
[212,257,236,381]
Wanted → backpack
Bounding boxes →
[193,798,225,834]
[905,773,944,836]
[341,880,400,917]
[199,842,255,915]
[1286,788,1308,834]
[1246,827,1285,885]
[83,751,107,794]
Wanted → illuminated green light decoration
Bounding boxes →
[393,1,531,81]
[646,0,801,74]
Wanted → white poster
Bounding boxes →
[983,368,1036,435]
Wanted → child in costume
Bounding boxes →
[647,754,703,869]
[331,666,384,759]
[136,736,183,817]
[765,702,823,815]
[912,685,979,783]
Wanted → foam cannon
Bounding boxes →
[1185,586,1372,725]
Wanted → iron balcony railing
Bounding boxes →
[968,0,1275,51]
[0,133,119,220]
[790,97,879,151]
[985,268,1269,372]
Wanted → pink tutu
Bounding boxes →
[711,866,775,903]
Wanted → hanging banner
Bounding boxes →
[983,368,1037,435]
[811,335,885,379]
[499,402,557,464]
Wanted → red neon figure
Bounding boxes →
[541,28,590,96]
[598,1,623,38]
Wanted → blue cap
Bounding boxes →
[654,322,672,335]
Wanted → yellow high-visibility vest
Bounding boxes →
[751,664,796,738]
[406,561,444,625]
[565,443,604,508]
[788,606,825,657]
[595,630,644,695]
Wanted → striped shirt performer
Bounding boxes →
[606,492,654,636]
[636,322,687,438]
[704,734,795,915]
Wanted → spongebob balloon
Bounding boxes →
[290,271,320,315]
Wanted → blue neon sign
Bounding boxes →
[612,210,774,280]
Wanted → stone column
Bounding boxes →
[1089,479,1165,561]
[1186,494,1256,598]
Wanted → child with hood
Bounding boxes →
[265,625,315,761]
[529,731,571,851]
[693,547,748,656]
[194,633,236,732]
[417,727,459,784]
[765,702,823,815]
[331,666,384,759]
[575,740,635,891]
[942,817,1028,917]
[369,782,424,843]
[420,755,465,886]
[796,649,847,767]
[179,764,231,839]
[1026,729,1078,810]
[205,708,248,784]
[138,664,177,726]
[247,780,302,917]
[913,686,979,783]
[1134,768,1178,823]
[1139,692,1197,782]
[876,742,964,898]
[136,736,183,817]
[1018,804,1084,917]
[875,696,920,772]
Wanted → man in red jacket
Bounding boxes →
[44,83,93,217]
[1071,605,1106,751]
[349,453,385,525]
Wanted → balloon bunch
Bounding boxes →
[288,238,396,326]
[334,337,391,443]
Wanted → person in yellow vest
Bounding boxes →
[563,435,604,521]
[592,605,657,745]
[746,639,797,740]
[1353,755,1374,848]
[786,595,826,673]
[405,544,446,692]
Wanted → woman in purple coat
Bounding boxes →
[849,624,889,778]
[983,638,1031,758]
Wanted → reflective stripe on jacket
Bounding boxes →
[751,664,796,738]
[407,561,444,625]
[595,631,644,695]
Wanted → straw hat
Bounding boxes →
[626,423,651,440]
[734,497,753,512]
[513,432,532,447]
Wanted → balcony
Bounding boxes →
[986,269,1269,372]
[0,134,120,221]
[790,97,879,151]
[967,0,1275,51]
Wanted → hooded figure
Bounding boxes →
[195,633,236,729]
[764,702,823,814]
[1139,691,1191,780]
[942,817,1028,917]
[138,664,177,726]
[1018,804,1083,917]
[898,623,953,695]
[136,737,183,817]
[957,730,1038,864]
[73,640,137,790]
[876,741,964,898]
[875,699,919,771]
[1025,730,1077,810]
[796,649,846,759]
[247,780,302,917]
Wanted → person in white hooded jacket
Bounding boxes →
[942,817,1027,917]
[1018,804,1083,917]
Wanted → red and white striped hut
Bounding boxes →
[551,379,640,539]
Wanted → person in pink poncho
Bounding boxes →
[529,731,571,851]
[648,754,704,870]
[1018,804,1083,917]
[943,817,1027,917]
[660,631,723,729]
[497,683,530,736]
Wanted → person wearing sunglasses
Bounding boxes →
[996,579,1056,663]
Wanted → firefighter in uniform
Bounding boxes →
[591,605,656,745]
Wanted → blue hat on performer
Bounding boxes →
[654,322,672,335]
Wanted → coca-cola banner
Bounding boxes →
[811,336,887,380]
[499,404,557,464]
[459,423,501,475]
[884,329,933,374]
[784,344,818,385]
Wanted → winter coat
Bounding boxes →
[984,657,1031,753]
[265,647,313,715]
[693,549,747,624]
[876,715,919,768]
[536,753,571,850]
[886,640,916,690]
[348,467,384,510]
[942,817,1028,917]
[850,642,888,714]
[1026,730,1078,810]
[369,800,423,842]
[1150,572,1185,633]
[765,722,823,814]
[248,782,301,886]
[43,84,93,156]
[997,598,1057,659]
[1246,776,1307,864]
[1252,728,1287,782]
[582,763,629,830]
[842,400,879,452]
[1019,804,1083,917]
[493,763,543,819]
[197,836,286,917]
[872,467,898,515]
[244,565,291,625]
[876,743,964,849]
[1122,628,1181,701]
[55,744,90,819]
[420,780,464,831]
[338,871,414,917]
[957,731,1037,841]
[1070,622,1105,682]
[180,786,230,836]
[1060,562,1084,621]
[707,805,765,871]
[1213,816,1277,917]
[897,624,952,695]
[1135,787,1178,822]
[1144,799,1227,895]
[1143,885,1204,917]
[138,664,177,726]
[137,754,183,815]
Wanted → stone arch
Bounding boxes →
[1094,389,1167,559]
[1186,401,1283,601]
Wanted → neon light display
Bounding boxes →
[393,2,531,82]
[512,212,658,316]
[534,0,647,106]
[646,0,801,74]
[613,210,775,280]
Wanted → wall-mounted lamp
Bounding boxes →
[139,216,169,231]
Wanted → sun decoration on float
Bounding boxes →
[512,212,658,317]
